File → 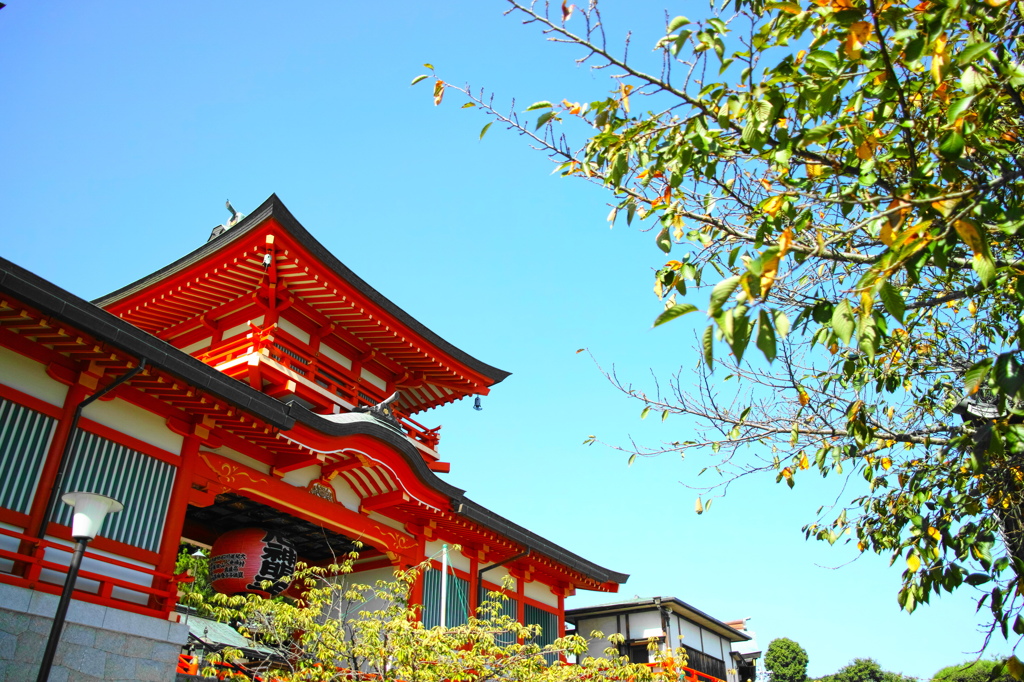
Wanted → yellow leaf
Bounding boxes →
[857,540,866,552]
[927,526,941,542]
[433,80,446,106]
[845,21,873,59]
[778,227,794,258]
[620,83,631,114]
[880,456,892,470]
[797,387,810,406]
[968,300,978,315]
[953,219,986,258]
[806,163,823,178]
[763,195,785,217]
[1007,657,1024,681]
[799,452,810,470]
[695,496,704,514]
[781,467,793,479]
[856,139,874,160]
[931,197,957,217]
[907,553,921,572]
[931,34,949,84]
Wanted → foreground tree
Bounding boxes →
[420,0,1024,652]
[187,559,672,682]
[765,638,810,682]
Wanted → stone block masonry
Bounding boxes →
[0,583,187,681]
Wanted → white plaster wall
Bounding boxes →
[280,464,321,488]
[0,346,68,407]
[425,540,469,573]
[523,579,558,608]
[576,615,620,659]
[0,522,23,575]
[181,337,212,354]
[479,564,515,593]
[329,473,362,512]
[277,318,310,345]
[333,565,404,621]
[360,368,386,391]
[83,397,182,456]
[319,343,352,369]
[221,314,264,341]
[207,446,271,475]
[678,617,704,650]
[627,610,661,640]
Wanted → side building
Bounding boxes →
[566,597,758,682]
[0,195,627,680]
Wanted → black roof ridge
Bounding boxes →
[93,194,510,386]
[0,256,626,589]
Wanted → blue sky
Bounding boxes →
[0,1,1012,678]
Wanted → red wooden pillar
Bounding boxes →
[516,574,525,624]
[468,554,480,615]
[557,592,565,638]
[155,434,201,578]
[407,535,426,612]
[24,382,88,542]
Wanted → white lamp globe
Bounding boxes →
[61,492,123,540]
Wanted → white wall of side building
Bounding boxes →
[0,345,68,408]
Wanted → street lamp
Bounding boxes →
[35,492,123,682]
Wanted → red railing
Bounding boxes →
[0,525,179,619]
[199,325,443,452]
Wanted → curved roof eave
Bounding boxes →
[287,403,629,587]
[93,193,511,387]
[0,256,621,590]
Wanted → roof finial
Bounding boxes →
[207,200,246,242]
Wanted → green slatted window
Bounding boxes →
[55,430,175,552]
[525,603,559,663]
[0,397,56,515]
[486,593,518,646]
[422,568,470,629]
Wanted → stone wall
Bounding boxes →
[0,583,188,682]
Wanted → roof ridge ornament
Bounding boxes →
[352,391,402,427]
[207,199,247,242]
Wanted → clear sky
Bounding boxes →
[0,2,1012,678]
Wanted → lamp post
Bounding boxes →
[35,492,123,682]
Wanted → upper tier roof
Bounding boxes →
[94,194,510,413]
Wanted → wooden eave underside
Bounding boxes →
[103,229,490,413]
[0,296,611,593]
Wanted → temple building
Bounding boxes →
[0,195,627,680]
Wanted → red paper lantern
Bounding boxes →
[209,527,297,597]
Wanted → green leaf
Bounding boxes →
[526,101,554,111]
[708,276,741,316]
[973,254,997,287]
[832,299,855,345]
[654,303,699,327]
[702,325,714,367]
[423,63,435,69]
[479,122,493,140]
[535,111,556,129]
[756,310,777,362]
[946,95,975,125]
[461,102,476,109]
[656,227,672,253]
[938,130,965,159]
[964,359,992,396]
[410,74,429,86]
[879,281,905,324]
[667,15,690,32]
[957,42,994,65]
[774,310,791,339]
[640,406,651,419]
[730,313,751,363]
